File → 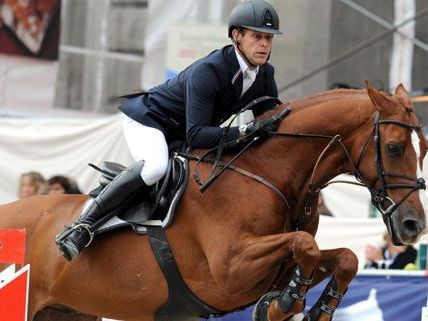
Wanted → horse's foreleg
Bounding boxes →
[224,231,318,321]
[260,232,321,321]
[208,231,320,320]
[210,231,320,297]
[302,248,358,321]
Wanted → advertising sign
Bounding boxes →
[166,24,229,78]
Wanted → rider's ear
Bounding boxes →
[365,80,393,112]
[231,29,239,43]
[394,83,413,110]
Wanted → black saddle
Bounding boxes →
[91,144,189,236]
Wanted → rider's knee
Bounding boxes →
[141,158,169,185]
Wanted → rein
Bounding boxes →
[179,153,291,211]
[268,131,360,229]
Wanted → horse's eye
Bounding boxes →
[386,143,404,158]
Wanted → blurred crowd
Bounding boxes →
[18,171,82,199]
[364,231,418,270]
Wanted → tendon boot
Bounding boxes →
[55,160,147,261]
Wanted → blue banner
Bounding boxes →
[207,272,428,321]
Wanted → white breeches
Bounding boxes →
[122,115,169,186]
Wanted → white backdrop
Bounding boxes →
[0,54,57,112]
[0,113,133,203]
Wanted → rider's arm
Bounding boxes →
[186,64,239,149]
[253,65,279,117]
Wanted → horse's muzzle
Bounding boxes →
[392,204,426,245]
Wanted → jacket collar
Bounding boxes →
[234,46,260,79]
[224,45,267,99]
[224,45,242,97]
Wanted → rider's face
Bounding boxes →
[234,29,273,66]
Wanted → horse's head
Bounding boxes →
[355,81,427,245]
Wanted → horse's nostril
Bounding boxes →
[403,219,419,234]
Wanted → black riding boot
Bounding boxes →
[55,160,147,261]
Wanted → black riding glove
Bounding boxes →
[240,118,280,141]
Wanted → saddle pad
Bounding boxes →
[94,155,188,235]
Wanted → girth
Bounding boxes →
[147,226,224,321]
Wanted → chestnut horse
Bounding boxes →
[0,82,426,321]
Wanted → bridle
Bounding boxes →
[350,111,426,243]
[355,111,425,216]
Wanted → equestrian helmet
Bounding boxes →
[228,0,282,38]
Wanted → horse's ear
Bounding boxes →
[394,83,413,110]
[395,83,408,97]
[365,80,393,111]
[417,129,428,170]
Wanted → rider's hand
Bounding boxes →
[239,118,279,141]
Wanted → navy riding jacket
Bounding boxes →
[119,45,278,149]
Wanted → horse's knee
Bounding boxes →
[292,231,321,263]
[335,249,358,281]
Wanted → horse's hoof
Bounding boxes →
[252,291,281,321]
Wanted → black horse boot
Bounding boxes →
[55,160,147,261]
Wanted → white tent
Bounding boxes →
[0,113,133,203]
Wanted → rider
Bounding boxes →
[55,0,283,261]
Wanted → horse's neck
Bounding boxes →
[243,95,373,204]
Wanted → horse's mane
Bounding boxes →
[259,88,368,119]
[292,89,366,108]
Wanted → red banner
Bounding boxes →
[0,229,26,265]
[0,0,61,58]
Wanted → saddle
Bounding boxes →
[91,144,189,236]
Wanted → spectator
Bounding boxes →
[364,231,417,269]
[18,171,47,199]
[47,175,82,195]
